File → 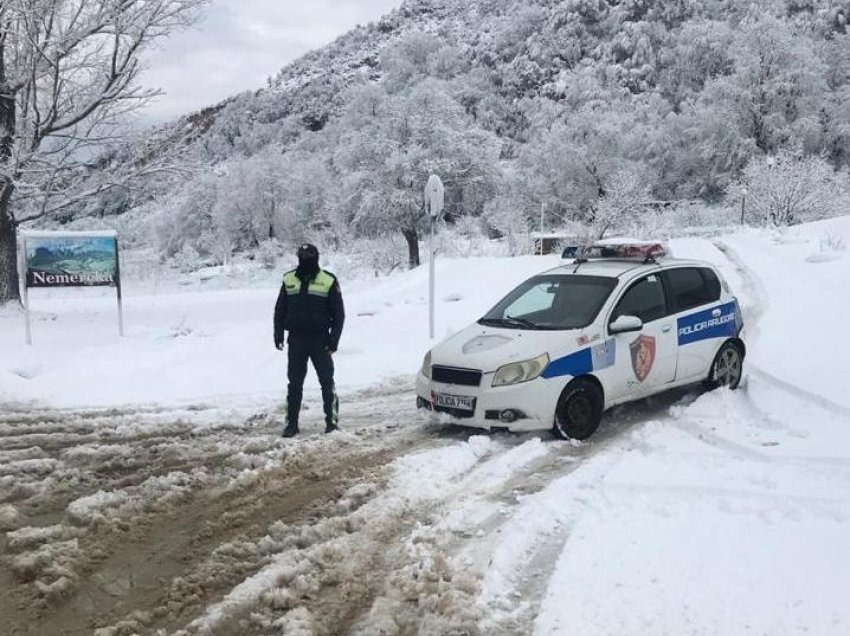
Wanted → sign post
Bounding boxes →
[19,230,122,344]
[114,237,125,336]
[18,242,33,345]
[425,175,444,340]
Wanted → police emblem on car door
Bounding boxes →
[630,334,656,382]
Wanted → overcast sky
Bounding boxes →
[138,0,401,124]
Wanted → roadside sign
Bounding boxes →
[425,174,444,220]
[19,230,123,344]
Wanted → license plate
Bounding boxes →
[434,392,476,412]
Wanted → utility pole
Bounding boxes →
[540,202,545,255]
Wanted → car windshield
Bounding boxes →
[479,275,617,330]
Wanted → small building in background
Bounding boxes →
[530,232,581,256]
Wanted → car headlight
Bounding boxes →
[421,350,432,379]
[492,353,549,387]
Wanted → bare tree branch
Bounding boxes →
[0,0,209,302]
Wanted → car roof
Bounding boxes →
[541,257,716,280]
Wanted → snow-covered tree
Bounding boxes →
[156,172,220,259]
[519,113,628,226]
[658,20,734,111]
[482,191,534,257]
[0,0,207,303]
[590,165,653,238]
[336,80,499,268]
[704,15,828,154]
[651,101,756,201]
[379,31,443,93]
[740,150,850,226]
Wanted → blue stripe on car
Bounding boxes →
[677,301,739,346]
[542,339,616,379]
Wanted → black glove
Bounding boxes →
[274,335,284,350]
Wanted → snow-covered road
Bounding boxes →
[2,217,849,635]
[0,380,687,635]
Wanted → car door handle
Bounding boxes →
[712,308,722,317]
[662,324,672,332]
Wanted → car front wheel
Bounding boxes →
[706,341,744,390]
[553,379,603,441]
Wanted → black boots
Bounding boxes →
[282,422,337,436]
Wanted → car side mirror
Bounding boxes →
[610,315,643,334]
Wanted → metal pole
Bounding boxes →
[23,286,32,346]
[21,237,32,346]
[540,203,545,255]
[740,191,746,226]
[116,282,125,337]
[18,236,32,345]
[424,174,443,340]
[114,237,124,336]
[429,217,435,339]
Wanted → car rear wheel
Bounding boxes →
[553,379,603,441]
[705,341,744,390]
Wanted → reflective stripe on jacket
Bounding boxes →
[274,268,345,348]
[283,270,335,298]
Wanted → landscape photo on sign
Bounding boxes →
[25,236,118,287]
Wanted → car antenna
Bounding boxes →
[572,245,590,273]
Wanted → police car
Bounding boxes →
[416,242,745,440]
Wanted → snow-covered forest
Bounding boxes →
[37,0,850,271]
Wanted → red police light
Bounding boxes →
[578,241,670,263]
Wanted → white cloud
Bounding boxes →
[137,0,400,124]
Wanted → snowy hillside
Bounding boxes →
[0,216,848,635]
[44,0,850,278]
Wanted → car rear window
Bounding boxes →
[480,275,617,330]
[666,267,720,311]
[700,267,722,301]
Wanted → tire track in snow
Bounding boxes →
[747,367,850,420]
[459,390,701,635]
[1,389,425,636]
[713,239,768,330]
[714,240,850,420]
[349,389,701,636]
[0,377,738,636]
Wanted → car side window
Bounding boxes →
[667,267,716,311]
[610,274,666,325]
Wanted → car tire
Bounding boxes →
[553,379,603,441]
[705,341,744,390]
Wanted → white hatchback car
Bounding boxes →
[416,242,745,440]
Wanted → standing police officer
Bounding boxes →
[274,243,345,437]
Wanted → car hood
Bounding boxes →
[430,322,580,373]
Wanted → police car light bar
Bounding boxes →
[575,241,670,264]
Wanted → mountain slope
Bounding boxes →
[51,0,850,267]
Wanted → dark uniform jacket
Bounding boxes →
[274,268,345,350]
